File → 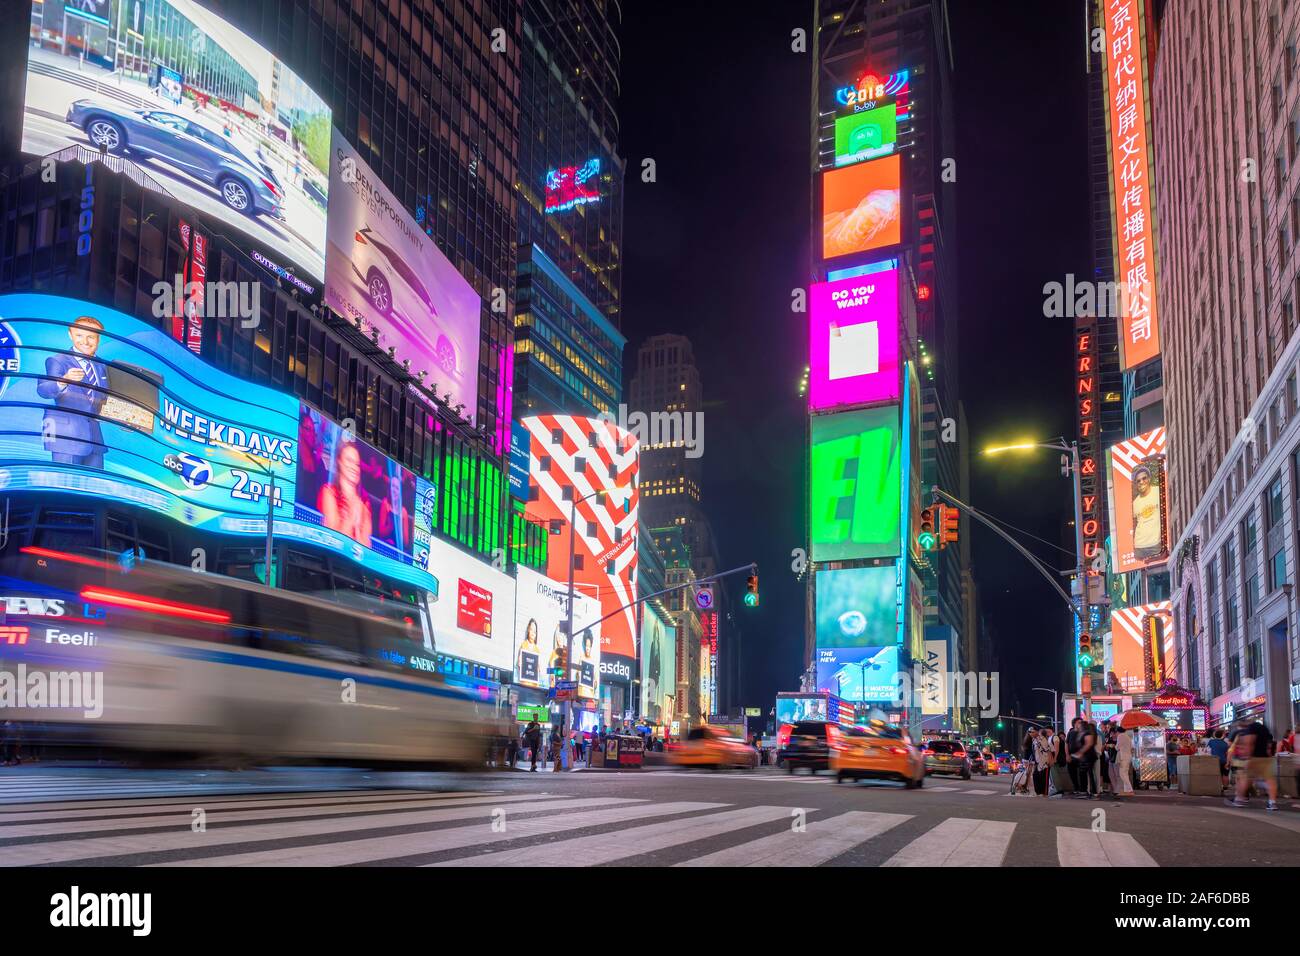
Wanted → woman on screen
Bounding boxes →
[518,619,542,687]
[318,440,373,546]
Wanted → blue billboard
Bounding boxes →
[814,646,900,703]
[0,293,437,593]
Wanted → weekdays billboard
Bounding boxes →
[809,268,900,410]
[810,406,902,561]
[513,566,602,697]
[325,128,482,423]
[22,0,331,279]
[815,646,900,703]
[822,154,902,260]
[814,566,898,648]
[0,293,440,594]
[1106,426,1169,573]
[521,415,640,672]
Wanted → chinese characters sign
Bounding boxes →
[1103,0,1160,369]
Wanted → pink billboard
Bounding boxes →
[809,268,900,410]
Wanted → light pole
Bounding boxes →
[1033,686,1060,731]
[984,439,1091,718]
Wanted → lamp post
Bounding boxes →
[1033,687,1060,731]
[984,439,1091,717]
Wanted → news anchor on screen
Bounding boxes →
[36,316,109,470]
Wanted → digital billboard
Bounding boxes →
[809,268,900,410]
[325,128,482,424]
[421,532,516,673]
[810,406,902,561]
[814,566,898,648]
[22,0,331,279]
[513,566,602,696]
[834,104,897,166]
[1108,601,1175,694]
[815,646,900,703]
[545,159,602,213]
[1102,0,1160,370]
[639,604,677,723]
[822,154,901,260]
[1106,426,1168,573]
[521,415,640,669]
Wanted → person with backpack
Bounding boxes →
[1227,718,1279,811]
[1072,721,1100,798]
[523,719,543,772]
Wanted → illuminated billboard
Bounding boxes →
[22,0,331,279]
[809,268,900,410]
[0,293,449,595]
[810,407,902,561]
[814,566,898,648]
[421,532,516,672]
[833,69,910,120]
[639,604,677,723]
[1108,601,1175,694]
[521,415,640,668]
[545,159,602,213]
[326,128,482,424]
[1106,426,1168,573]
[815,646,899,703]
[1102,0,1160,369]
[821,154,901,260]
[513,566,601,696]
[834,104,897,166]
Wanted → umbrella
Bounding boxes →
[1114,709,1163,729]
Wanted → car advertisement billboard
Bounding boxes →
[325,128,482,424]
[1106,426,1168,573]
[0,294,453,595]
[1108,601,1175,695]
[22,0,331,280]
[814,646,900,703]
[421,531,515,673]
[834,103,897,166]
[521,415,640,668]
[810,406,902,561]
[808,268,900,410]
[640,604,677,722]
[814,566,898,648]
[513,566,602,696]
[821,154,901,260]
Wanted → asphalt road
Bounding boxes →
[2,764,1297,867]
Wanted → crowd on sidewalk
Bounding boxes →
[492,720,669,772]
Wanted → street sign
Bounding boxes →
[695,585,714,611]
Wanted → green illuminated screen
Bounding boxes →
[834,104,897,165]
[810,405,902,561]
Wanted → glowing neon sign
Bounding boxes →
[835,69,910,120]
[545,159,602,213]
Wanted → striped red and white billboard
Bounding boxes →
[521,415,640,665]
[1109,601,1174,694]
[1107,426,1168,573]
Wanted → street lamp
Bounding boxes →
[1032,686,1060,731]
[984,438,1091,717]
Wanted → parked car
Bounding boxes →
[65,101,285,219]
[777,720,834,774]
[922,739,972,779]
[668,725,759,771]
[830,720,924,788]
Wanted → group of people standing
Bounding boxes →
[1013,718,1135,799]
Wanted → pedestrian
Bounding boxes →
[1032,727,1054,796]
[1073,720,1100,798]
[1049,724,1072,796]
[523,719,543,772]
[1099,721,1113,793]
[1066,717,1084,792]
[1166,735,1181,787]
[1206,727,1229,790]
[1113,726,1135,798]
[1011,729,1036,795]
[1227,717,1279,811]
[1104,723,1120,792]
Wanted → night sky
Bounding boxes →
[618,2,1087,728]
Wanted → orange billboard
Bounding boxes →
[1102,0,1160,369]
[822,154,902,260]
[1107,426,1169,573]
[1109,601,1174,694]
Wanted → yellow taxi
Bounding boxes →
[830,719,925,788]
[668,725,760,770]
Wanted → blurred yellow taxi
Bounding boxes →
[830,719,925,788]
[668,725,760,770]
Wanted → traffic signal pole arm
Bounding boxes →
[929,488,1081,622]
[569,563,759,641]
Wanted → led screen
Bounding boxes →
[822,154,901,260]
[521,415,640,664]
[640,604,677,722]
[810,407,902,561]
[814,566,898,648]
[834,104,897,165]
[815,646,900,703]
[22,0,331,279]
[776,694,831,724]
[326,128,481,424]
[421,532,516,672]
[1107,427,1169,573]
[1108,601,1175,695]
[513,566,602,696]
[545,159,601,212]
[809,268,900,410]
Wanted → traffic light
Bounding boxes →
[939,504,959,548]
[744,574,760,607]
[1078,632,1094,669]
[551,641,569,678]
[918,507,937,551]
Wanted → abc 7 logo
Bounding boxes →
[164,452,212,491]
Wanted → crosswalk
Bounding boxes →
[0,788,1164,867]
[0,771,390,803]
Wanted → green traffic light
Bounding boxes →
[743,592,759,607]
[918,532,936,550]
[1079,653,1094,668]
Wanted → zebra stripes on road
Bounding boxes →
[0,788,1167,868]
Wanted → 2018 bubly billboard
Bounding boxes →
[0,294,435,593]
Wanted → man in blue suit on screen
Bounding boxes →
[36,315,109,470]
